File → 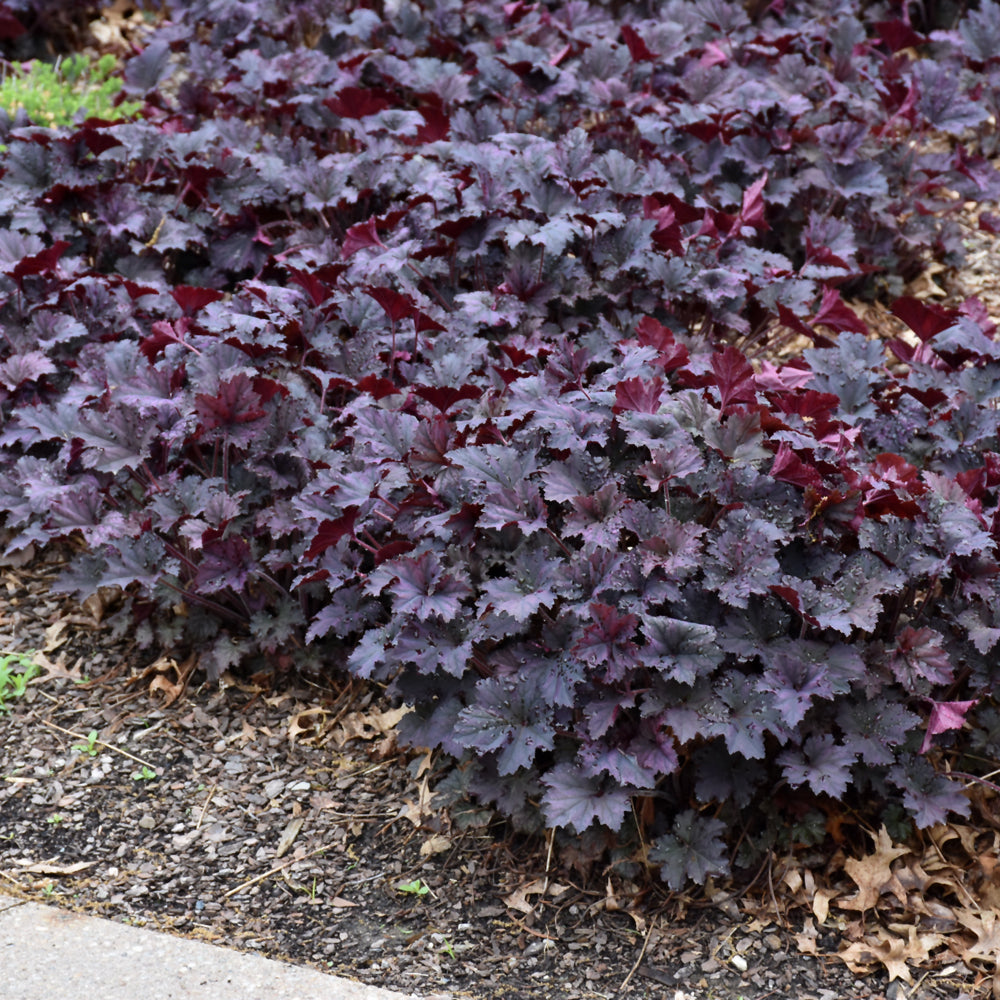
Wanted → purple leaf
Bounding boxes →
[124,39,173,93]
[757,653,833,728]
[195,374,268,446]
[304,508,359,561]
[540,763,633,833]
[171,285,225,314]
[194,537,254,593]
[341,219,386,259]
[324,86,391,119]
[649,811,730,890]
[810,287,868,336]
[453,675,555,775]
[921,699,978,755]
[366,286,415,323]
[575,603,640,682]
[385,551,471,619]
[710,345,757,412]
[913,60,988,135]
[779,735,856,799]
[888,627,954,690]
[620,24,657,62]
[0,351,56,388]
[614,376,664,414]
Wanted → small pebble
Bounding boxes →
[730,954,748,972]
[137,814,155,830]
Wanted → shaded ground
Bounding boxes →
[0,552,988,1000]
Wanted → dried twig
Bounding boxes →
[619,914,657,994]
[0,869,27,890]
[195,784,217,830]
[40,719,156,769]
[222,846,329,899]
[541,828,554,895]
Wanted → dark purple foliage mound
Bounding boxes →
[2,0,1000,884]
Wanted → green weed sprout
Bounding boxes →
[395,878,430,897]
[72,730,100,757]
[0,651,40,713]
[0,52,142,129]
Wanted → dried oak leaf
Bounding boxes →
[328,705,409,747]
[794,917,820,956]
[286,707,328,745]
[396,774,437,828]
[838,825,911,912]
[956,909,1000,969]
[840,924,943,983]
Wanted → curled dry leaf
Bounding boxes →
[812,887,839,924]
[30,651,86,684]
[794,917,819,956]
[41,621,70,653]
[275,817,304,859]
[839,924,945,983]
[503,878,549,916]
[286,707,328,746]
[419,834,452,857]
[0,542,34,567]
[135,653,199,707]
[327,705,410,748]
[956,909,1000,970]
[81,585,124,623]
[396,775,437,828]
[149,673,184,706]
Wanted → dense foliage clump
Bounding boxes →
[0,53,142,130]
[1,0,1000,884]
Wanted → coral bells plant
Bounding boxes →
[0,0,999,884]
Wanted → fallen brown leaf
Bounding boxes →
[41,621,70,652]
[794,917,819,956]
[812,887,839,924]
[275,817,304,859]
[838,825,911,912]
[287,707,328,745]
[419,834,452,857]
[503,878,548,915]
[148,673,185,706]
[956,909,1000,969]
[396,775,437,828]
[27,651,86,683]
[328,705,409,747]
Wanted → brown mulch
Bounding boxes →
[0,550,988,1000]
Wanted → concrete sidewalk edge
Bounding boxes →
[0,894,439,1000]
